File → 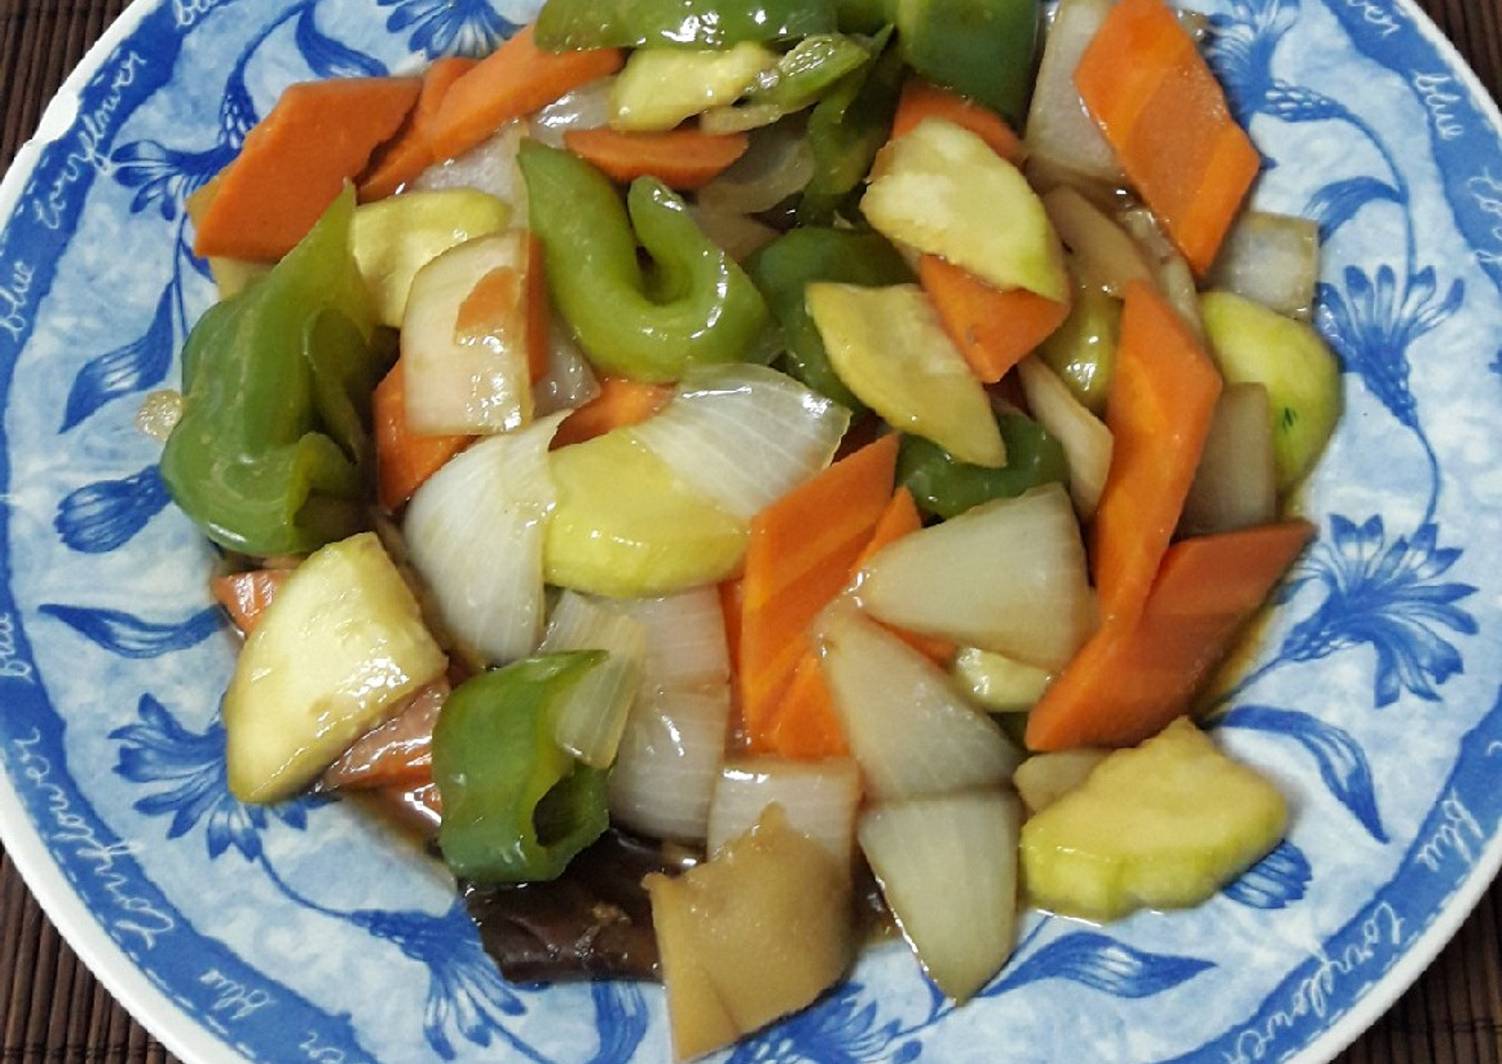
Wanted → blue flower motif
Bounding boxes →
[109,695,312,860]
[111,140,232,220]
[346,904,536,1062]
[1490,349,1502,377]
[1281,516,1478,707]
[54,465,170,554]
[1207,0,1299,119]
[1317,265,1464,430]
[726,982,917,1064]
[378,0,515,58]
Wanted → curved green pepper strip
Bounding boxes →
[434,652,610,884]
[535,0,835,50]
[520,141,771,383]
[161,188,381,557]
[746,227,911,410]
[800,27,903,224]
[751,35,874,112]
[894,0,1040,122]
[898,411,1069,519]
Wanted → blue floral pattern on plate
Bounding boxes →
[1,0,1501,1060]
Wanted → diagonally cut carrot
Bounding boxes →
[893,78,1025,163]
[374,361,472,512]
[761,487,952,760]
[763,655,849,759]
[551,376,673,450]
[359,57,478,202]
[195,77,422,261]
[1092,280,1221,627]
[919,256,1071,384]
[212,570,290,633]
[428,26,624,163]
[1025,520,1314,751]
[739,435,900,744]
[1074,0,1260,275]
[563,128,750,189]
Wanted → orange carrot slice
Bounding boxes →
[1026,521,1314,751]
[212,570,290,633]
[374,361,472,512]
[428,26,624,163]
[919,256,1071,384]
[562,128,750,189]
[551,376,674,450]
[1092,280,1222,626]
[1075,0,1260,274]
[892,78,1025,163]
[358,57,478,201]
[194,77,421,260]
[739,436,900,745]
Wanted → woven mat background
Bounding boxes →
[2,0,1501,1060]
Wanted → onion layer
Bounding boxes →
[707,757,861,865]
[608,685,732,842]
[539,591,647,768]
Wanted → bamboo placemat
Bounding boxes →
[2,0,1501,1060]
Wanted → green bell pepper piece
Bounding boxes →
[800,27,903,223]
[751,35,874,112]
[536,0,836,50]
[835,0,891,32]
[434,652,611,884]
[746,227,911,409]
[898,411,1068,519]
[519,141,772,382]
[161,188,382,557]
[1038,284,1120,415]
[893,0,1040,123]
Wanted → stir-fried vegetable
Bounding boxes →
[746,227,911,409]
[520,141,772,381]
[351,189,512,328]
[646,806,852,1062]
[1022,720,1287,919]
[807,283,1004,466]
[163,190,380,556]
[631,365,851,521]
[800,28,904,221]
[225,532,447,802]
[707,757,861,864]
[895,410,1068,520]
[610,685,733,841]
[738,437,898,746]
[535,0,837,50]
[403,413,566,663]
[194,78,421,261]
[859,789,1021,1001]
[609,44,778,131]
[1015,357,1114,519]
[360,58,478,203]
[855,484,1097,667]
[818,606,1022,799]
[1026,521,1314,750]
[892,0,1039,121]
[400,231,543,435]
[1199,290,1342,490]
[434,652,611,882]
[537,592,647,766]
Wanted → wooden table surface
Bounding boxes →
[2,0,1502,1061]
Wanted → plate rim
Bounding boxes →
[0,2,1498,1062]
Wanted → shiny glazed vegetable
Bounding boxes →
[162,189,383,556]
[519,141,771,382]
[434,652,611,883]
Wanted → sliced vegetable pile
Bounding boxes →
[163,0,1344,1058]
